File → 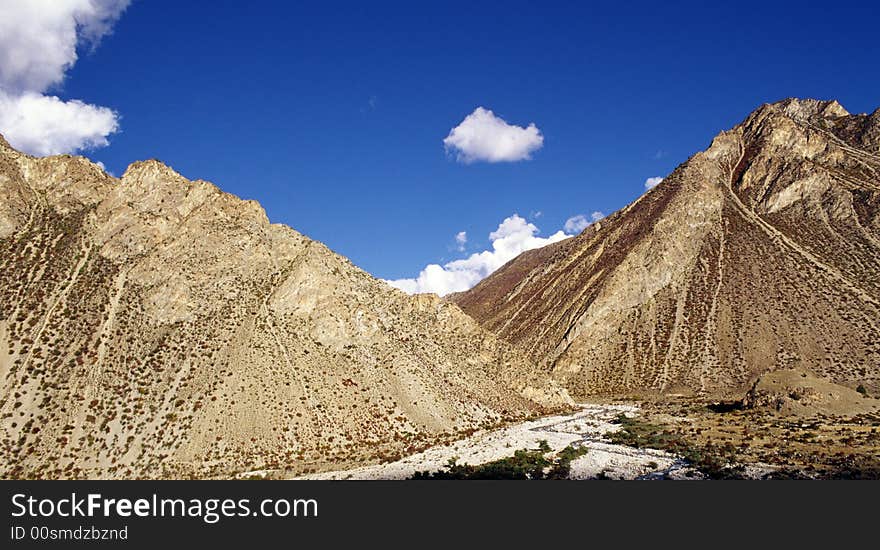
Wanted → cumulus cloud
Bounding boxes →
[386,214,569,296]
[443,107,543,163]
[454,231,467,251]
[645,176,664,190]
[563,211,605,234]
[0,0,129,155]
[0,91,119,156]
[0,0,130,93]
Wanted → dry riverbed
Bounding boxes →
[291,404,700,480]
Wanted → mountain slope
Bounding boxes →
[454,99,880,399]
[0,137,570,479]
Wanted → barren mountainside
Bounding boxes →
[454,99,880,399]
[0,137,570,479]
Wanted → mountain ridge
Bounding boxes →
[0,139,570,479]
[453,98,880,399]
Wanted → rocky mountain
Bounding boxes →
[454,99,880,400]
[0,136,570,479]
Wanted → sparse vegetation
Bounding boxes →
[627,396,880,479]
[411,441,587,480]
[0,144,567,480]
[608,414,743,479]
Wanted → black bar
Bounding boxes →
[1,481,876,548]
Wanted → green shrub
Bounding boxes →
[412,443,586,480]
[608,414,743,479]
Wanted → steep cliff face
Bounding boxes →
[454,99,880,399]
[0,139,569,479]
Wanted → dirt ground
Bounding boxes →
[629,371,880,479]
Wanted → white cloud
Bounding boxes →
[94,160,114,175]
[0,0,130,93]
[564,211,605,234]
[454,231,467,251]
[645,176,664,190]
[386,214,569,296]
[0,91,118,156]
[443,107,543,163]
[0,0,129,156]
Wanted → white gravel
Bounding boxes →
[292,404,700,480]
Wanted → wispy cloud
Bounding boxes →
[454,231,467,252]
[443,107,543,163]
[0,0,129,156]
[644,176,664,190]
[563,211,604,234]
[360,95,378,113]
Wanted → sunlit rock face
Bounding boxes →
[0,138,570,479]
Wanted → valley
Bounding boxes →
[295,377,880,480]
[1,98,878,479]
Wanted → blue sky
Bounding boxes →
[3,0,879,292]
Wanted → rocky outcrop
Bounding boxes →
[454,99,880,399]
[0,142,570,479]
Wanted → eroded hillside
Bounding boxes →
[0,137,570,479]
[454,99,880,399]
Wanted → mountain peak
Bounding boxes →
[454,99,880,400]
[0,138,569,479]
[773,97,850,121]
[120,158,192,186]
[0,133,14,152]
